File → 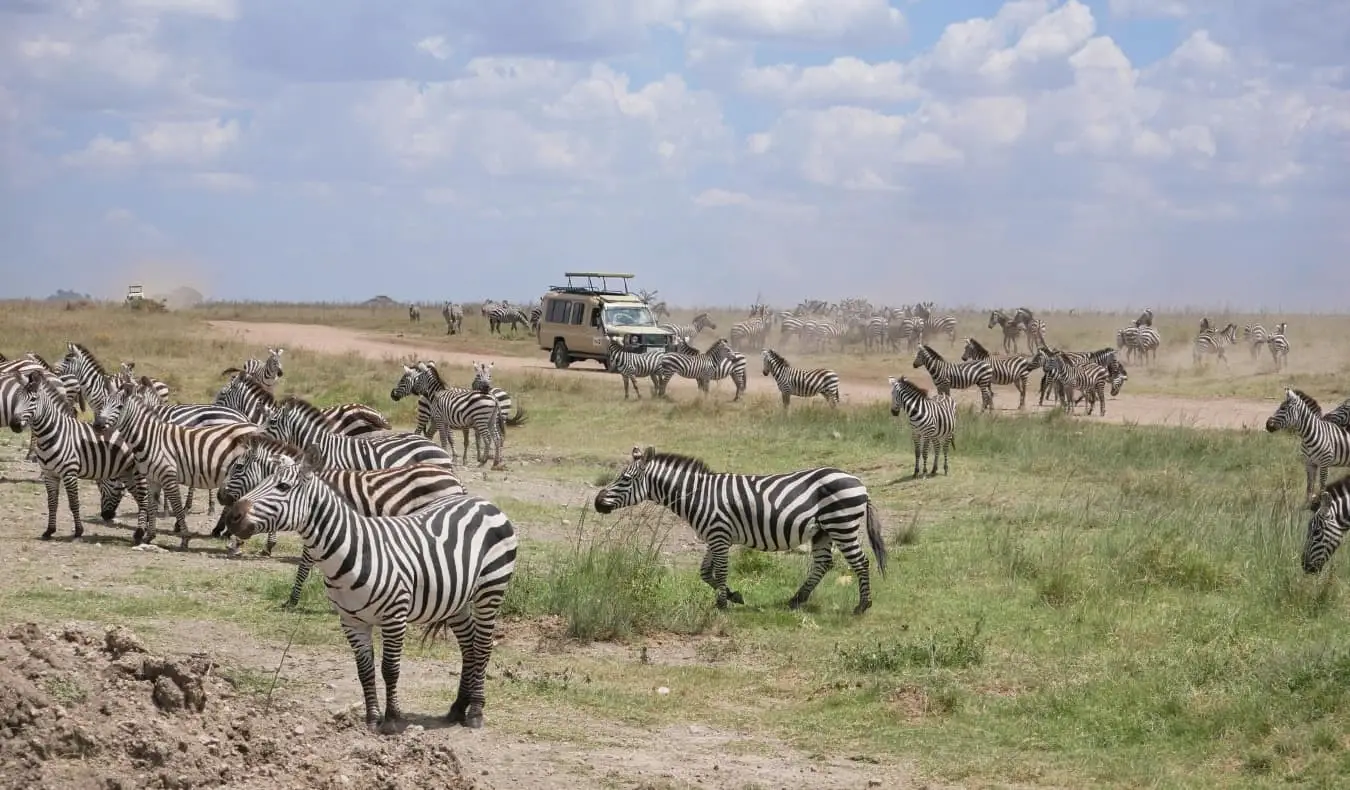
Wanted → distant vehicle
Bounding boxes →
[537,272,675,369]
[126,285,144,305]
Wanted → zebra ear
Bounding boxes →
[642,446,656,462]
[22,370,43,392]
[630,446,643,461]
[887,376,897,386]
[298,445,325,475]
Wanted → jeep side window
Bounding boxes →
[590,307,602,328]
[545,299,567,324]
[568,302,585,325]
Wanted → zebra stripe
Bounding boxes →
[912,344,994,411]
[960,337,1039,410]
[888,376,956,477]
[1193,323,1237,365]
[607,340,666,399]
[442,302,464,335]
[760,349,839,408]
[1302,475,1350,574]
[91,377,261,546]
[220,446,517,731]
[729,317,768,351]
[1325,399,1350,430]
[58,342,125,411]
[1040,354,1111,416]
[1242,323,1269,359]
[267,395,459,473]
[390,367,526,469]
[0,371,149,540]
[223,348,284,395]
[1265,389,1350,500]
[215,436,466,605]
[117,361,170,400]
[593,446,887,614]
[659,312,716,340]
[655,340,746,400]
[1266,323,1290,371]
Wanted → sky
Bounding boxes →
[2,0,1348,310]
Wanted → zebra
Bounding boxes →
[92,377,263,546]
[593,446,887,615]
[1242,324,1269,360]
[0,371,149,541]
[1012,307,1046,348]
[912,344,994,411]
[913,304,957,346]
[408,304,421,323]
[442,302,464,335]
[1193,323,1237,366]
[728,317,768,351]
[1264,388,1350,501]
[392,361,522,453]
[483,302,528,334]
[266,395,461,474]
[117,361,170,401]
[1134,308,1153,328]
[2,354,83,462]
[222,348,285,395]
[214,375,390,437]
[1039,353,1110,415]
[214,437,466,605]
[1033,347,1117,406]
[888,376,956,477]
[388,368,524,469]
[659,312,716,340]
[1266,322,1290,371]
[1116,325,1160,365]
[607,340,666,399]
[1301,475,1350,574]
[654,339,746,400]
[760,349,839,408]
[1325,399,1350,430]
[219,445,517,732]
[468,361,519,422]
[960,337,1039,410]
[56,342,128,412]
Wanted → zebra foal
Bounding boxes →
[221,445,517,732]
[593,446,887,615]
[1302,476,1350,574]
[889,376,956,477]
[760,349,839,408]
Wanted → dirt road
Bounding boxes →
[208,320,1278,431]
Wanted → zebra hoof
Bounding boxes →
[786,597,804,611]
[281,599,299,610]
[726,590,744,605]
[852,600,873,616]
[461,706,484,729]
[100,509,117,523]
[376,714,402,735]
[39,530,54,541]
[131,529,145,546]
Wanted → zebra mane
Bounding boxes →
[22,371,78,417]
[25,352,55,372]
[891,376,929,399]
[243,433,304,459]
[420,362,448,389]
[965,337,989,356]
[68,342,108,378]
[232,374,275,405]
[918,344,944,361]
[637,447,713,475]
[1287,389,1322,415]
[276,395,328,423]
[762,348,787,366]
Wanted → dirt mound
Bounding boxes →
[0,623,479,790]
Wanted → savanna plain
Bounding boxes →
[3,299,1350,790]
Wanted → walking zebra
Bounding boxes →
[408,304,421,323]
[912,344,994,411]
[442,302,464,335]
[388,367,525,468]
[223,348,285,394]
[659,312,716,340]
[1265,389,1350,501]
[1116,325,1161,365]
[1193,323,1237,366]
[267,395,460,472]
[593,446,887,614]
[1266,322,1290,371]
[760,349,839,408]
[729,317,768,352]
[988,311,1022,353]
[0,371,149,540]
[215,437,466,604]
[888,377,956,477]
[483,302,528,334]
[1301,475,1350,574]
[960,337,1039,409]
[913,304,957,346]
[1039,353,1112,416]
[607,340,666,399]
[1242,324,1269,360]
[1034,347,1117,406]
[655,339,746,400]
[91,377,262,546]
[220,445,517,732]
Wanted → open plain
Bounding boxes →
[2,299,1350,789]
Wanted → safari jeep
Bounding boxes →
[537,272,675,369]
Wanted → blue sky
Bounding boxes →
[2,0,1347,309]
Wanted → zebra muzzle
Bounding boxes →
[7,419,23,433]
[593,494,615,514]
[222,500,255,538]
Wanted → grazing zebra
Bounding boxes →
[215,437,466,605]
[223,348,285,395]
[388,368,524,468]
[960,337,1039,409]
[658,312,716,340]
[888,377,956,477]
[1266,322,1290,371]
[483,302,528,334]
[92,377,263,544]
[1264,388,1350,500]
[593,446,887,615]
[1193,323,1236,366]
[118,361,170,401]
[0,371,149,540]
[912,344,994,411]
[1325,399,1350,429]
[1301,476,1350,574]
[267,395,460,474]
[408,304,421,323]
[760,349,839,408]
[606,340,665,399]
[655,339,746,400]
[442,302,464,335]
[1242,324,1269,359]
[220,445,517,732]
[1040,353,1111,416]
[988,310,1022,353]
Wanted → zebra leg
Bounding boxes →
[445,601,497,729]
[284,549,315,608]
[982,385,994,412]
[788,530,835,610]
[699,543,741,607]
[39,474,60,540]
[184,486,195,514]
[261,524,278,557]
[927,438,941,477]
[63,473,84,540]
[941,437,950,476]
[341,620,383,730]
[376,620,408,734]
[781,391,791,409]
[1016,376,1027,410]
[911,434,922,479]
[161,476,188,535]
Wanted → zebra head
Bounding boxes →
[221,445,324,541]
[265,348,285,379]
[1108,362,1128,396]
[761,349,786,377]
[1303,485,1349,574]
[471,361,494,393]
[912,344,940,370]
[218,436,300,508]
[987,311,1004,329]
[0,371,42,432]
[888,376,927,417]
[390,364,425,401]
[960,338,988,361]
[1266,388,1319,434]
[91,377,157,435]
[593,446,657,514]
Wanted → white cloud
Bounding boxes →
[684,0,906,42]
[416,35,451,60]
[123,0,239,20]
[64,119,241,168]
[738,57,922,104]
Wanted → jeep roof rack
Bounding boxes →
[549,272,636,296]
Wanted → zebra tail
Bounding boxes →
[419,617,458,649]
[504,405,528,427]
[220,366,244,377]
[865,502,888,576]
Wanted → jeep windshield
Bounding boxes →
[603,305,657,327]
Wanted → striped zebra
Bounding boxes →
[1264,388,1350,500]
[222,348,285,395]
[1301,475,1350,574]
[1266,322,1290,371]
[607,340,666,399]
[1242,324,1269,360]
[408,304,421,323]
[118,361,170,401]
[391,361,519,451]
[1012,307,1046,348]
[1040,353,1112,416]
[16,352,85,413]
[659,312,716,340]
[0,371,149,541]
[58,342,133,412]
[1325,399,1350,429]
[468,361,519,421]
[593,446,887,615]
[760,349,839,408]
[912,344,994,411]
[483,302,528,334]
[960,337,1039,409]
[389,367,524,468]
[1193,323,1237,366]
[1116,325,1161,365]
[91,377,262,546]
[888,376,956,477]
[220,445,517,732]
[655,339,746,400]
[442,302,464,335]
[1135,308,1154,327]
[729,317,769,352]
[266,394,461,472]
[213,375,390,437]
[215,437,466,606]
[916,310,957,346]
[1033,347,1117,406]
